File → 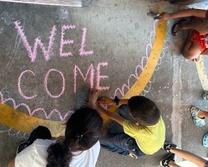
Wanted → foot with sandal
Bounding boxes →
[171,18,187,36]
[189,92,208,127]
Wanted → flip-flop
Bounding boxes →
[192,56,200,62]
[203,132,208,147]
[203,92,208,101]
[171,18,187,36]
[190,106,206,127]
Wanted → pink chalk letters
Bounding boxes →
[14,20,109,99]
[14,21,93,62]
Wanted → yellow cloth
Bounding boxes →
[123,116,165,155]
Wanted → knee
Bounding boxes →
[182,50,195,60]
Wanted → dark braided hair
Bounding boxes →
[46,107,103,167]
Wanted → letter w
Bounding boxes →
[14,20,56,62]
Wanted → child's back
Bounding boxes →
[123,96,165,155]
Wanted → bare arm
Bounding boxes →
[96,102,125,125]
[159,9,207,20]
[98,97,129,106]
[8,158,15,167]
[119,99,128,105]
[88,89,125,125]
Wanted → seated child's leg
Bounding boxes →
[106,105,134,134]
[118,104,134,122]
[106,120,124,134]
[170,148,208,167]
[100,132,145,157]
[181,19,204,33]
[100,132,133,156]
[169,161,181,167]
[183,30,202,60]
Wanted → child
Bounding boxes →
[88,89,166,158]
[8,107,103,167]
[158,9,208,61]
[160,142,208,167]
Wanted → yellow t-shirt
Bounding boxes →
[123,116,165,155]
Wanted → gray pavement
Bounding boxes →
[0,0,208,167]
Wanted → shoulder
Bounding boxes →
[87,141,100,153]
[157,116,165,127]
[70,141,101,167]
[123,120,140,131]
[15,139,55,167]
[33,139,54,146]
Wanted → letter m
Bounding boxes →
[74,64,94,93]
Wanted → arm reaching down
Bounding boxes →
[96,101,125,126]
[159,9,207,21]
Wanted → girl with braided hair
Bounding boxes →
[8,107,103,167]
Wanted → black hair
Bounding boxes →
[46,107,103,167]
[128,96,160,126]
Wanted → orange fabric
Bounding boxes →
[191,30,208,52]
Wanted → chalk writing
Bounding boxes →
[14,20,56,62]
[74,64,94,93]
[14,21,93,62]
[44,69,65,98]
[96,62,109,90]
[18,63,109,98]
[18,70,37,99]
[0,20,167,125]
[60,25,75,57]
[79,28,93,56]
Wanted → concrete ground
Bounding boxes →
[0,0,208,166]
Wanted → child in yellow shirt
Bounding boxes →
[89,89,166,157]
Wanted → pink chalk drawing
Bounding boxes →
[0,20,167,124]
[15,21,93,61]
[44,69,65,98]
[18,63,109,98]
[79,28,93,56]
[18,70,37,99]
[0,91,73,121]
[74,64,94,93]
[73,62,110,93]
[113,20,165,97]
[60,25,76,57]
[14,20,56,62]
[96,62,109,91]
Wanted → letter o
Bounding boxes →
[44,69,65,98]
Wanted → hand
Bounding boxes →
[88,89,99,109]
[98,96,115,106]
[158,12,171,21]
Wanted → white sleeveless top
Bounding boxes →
[15,139,100,167]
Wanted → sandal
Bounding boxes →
[192,56,200,62]
[203,92,208,101]
[203,132,208,147]
[171,18,187,36]
[190,106,206,127]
